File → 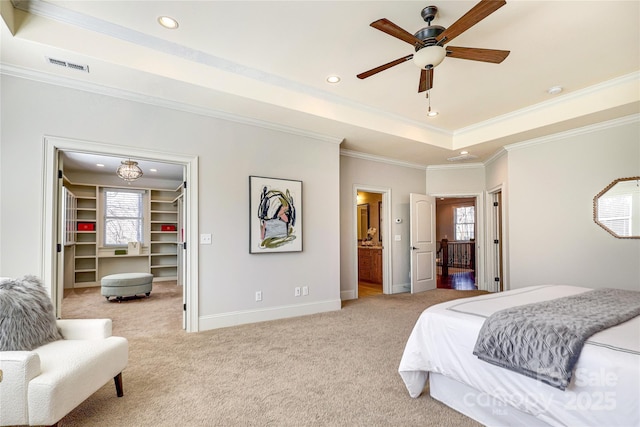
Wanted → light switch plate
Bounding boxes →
[200,233,212,244]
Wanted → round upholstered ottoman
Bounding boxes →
[101,273,153,301]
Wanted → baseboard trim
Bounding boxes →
[341,290,356,300]
[74,282,99,288]
[393,283,410,294]
[198,299,342,331]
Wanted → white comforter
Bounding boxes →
[398,285,640,427]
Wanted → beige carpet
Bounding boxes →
[60,283,486,426]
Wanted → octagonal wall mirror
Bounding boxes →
[593,176,640,239]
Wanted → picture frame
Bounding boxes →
[249,176,302,253]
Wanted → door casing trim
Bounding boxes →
[429,191,485,291]
[352,185,392,297]
[42,135,200,331]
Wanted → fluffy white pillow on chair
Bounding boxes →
[0,275,63,351]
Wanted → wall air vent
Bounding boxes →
[447,153,478,162]
[45,56,90,73]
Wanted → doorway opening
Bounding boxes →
[353,186,391,298]
[434,195,483,290]
[42,136,200,332]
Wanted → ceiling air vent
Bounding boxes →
[45,56,90,73]
[447,153,478,162]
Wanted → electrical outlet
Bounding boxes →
[295,287,301,297]
[200,233,212,244]
[255,291,262,302]
[302,286,309,296]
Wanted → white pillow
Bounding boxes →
[0,275,63,351]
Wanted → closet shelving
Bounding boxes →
[65,183,98,286]
[149,188,181,281]
[63,181,182,287]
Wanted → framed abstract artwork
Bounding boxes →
[249,176,302,253]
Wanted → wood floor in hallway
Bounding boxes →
[438,271,477,290]
[358,281,383,297]
[357,270,477,297]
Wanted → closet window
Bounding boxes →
[104,189,145,246]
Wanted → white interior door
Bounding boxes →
[178,180,187,330]
[55,150,64,317]
[410,193,436,293]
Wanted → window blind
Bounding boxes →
[104,189,144,246]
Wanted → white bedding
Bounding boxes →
[398,285,640,427]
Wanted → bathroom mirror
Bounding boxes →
[357,204,369,240]
[593,176,640,239]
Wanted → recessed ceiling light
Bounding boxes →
[460,151,468,155]
[150,168,158,172]
[158,16,179,29]
[96,163,104,167]
[547,86,563,95]
[326,75,341,84]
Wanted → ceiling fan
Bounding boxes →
[357,0,510,93]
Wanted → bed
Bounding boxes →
[398,285,640,427]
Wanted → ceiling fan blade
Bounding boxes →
[418,69,434,93]
[357,54,413,79]
[446,46,510,63]
[371,18,425,47]
[436,0,506,45]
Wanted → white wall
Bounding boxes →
[485,151,508,191]
[424,119,640,293]
[340,154,426,297]
[0,75,342,330]
[426,164,486,194]
[426,164,487,288]
[507,118,640,290]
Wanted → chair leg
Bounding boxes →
[114,372,124,397]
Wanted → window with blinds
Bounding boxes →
[454,206,475,241]
[104,189,144,246]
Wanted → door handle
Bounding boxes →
[411,246,418,250]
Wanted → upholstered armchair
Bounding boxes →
[0,319,128,426]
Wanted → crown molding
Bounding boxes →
[504,113,640,153]
[0,63,344,145]
[426,162,485,171]
[455,71,640,138]
[10,0,446,136]
[340,149,427,170]
[483,147,507,167]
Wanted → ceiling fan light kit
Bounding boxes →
[413,45,446,69]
